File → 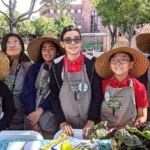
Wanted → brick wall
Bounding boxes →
[39,0,100,33]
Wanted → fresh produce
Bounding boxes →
[114,128,142,148]
[88,121,150,150]
[60,141,72,150]
[88,121,110,142]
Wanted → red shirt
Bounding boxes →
[63,53,85,73]
[102,75,148,108]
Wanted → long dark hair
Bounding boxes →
[1,33,31,62]
[60,25,82,41]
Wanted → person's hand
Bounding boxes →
[27,107,44,126]
[31,123,42,134]
[133,117,146,128]
[82,120,94,139]
[60,122,74,136]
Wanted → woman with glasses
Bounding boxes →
[49,25,103,139]
[1,33,32,130]
[95,47,149,128]
[21,33,64,139]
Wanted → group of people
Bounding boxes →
[0,25,150,140]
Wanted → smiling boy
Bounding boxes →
[95,47,149,128]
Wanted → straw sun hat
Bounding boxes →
[136,33,150,53]
[95,47,149,79]
[27,33,64,62]
[0,51,10,80]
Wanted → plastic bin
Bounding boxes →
[0,130,43,140]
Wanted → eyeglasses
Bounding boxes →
[6,42,21,47]
[63,37,81,44]
[110,59,131,64]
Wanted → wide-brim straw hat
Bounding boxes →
[0,51,10,80]
[95,47,149,78]
[27,33,64,62]
[136,33,150,53]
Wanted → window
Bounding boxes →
[71,9,74,13]
[50,9,54,13]
[57,10,60,13]
[77,9,82,13]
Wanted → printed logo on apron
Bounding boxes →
[69,80,80,101]
[39,77,50,95]
[105,96,124,120]
[4,77,15,91]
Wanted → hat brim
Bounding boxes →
[27,37,64,62]
[136,33,150,53]
[95,47,149,78]
[0,51,10,80]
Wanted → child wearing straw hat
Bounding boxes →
[0,51,16,131]
[95,47,149,128]
[136,33,150,121]
[21,33,64,139]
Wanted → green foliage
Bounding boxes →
[33,12,75,36]
[0,15,9,38]
[54,12,75,35]
[17,20,35,35]
[33,16,56,35]
[41,0,74,10]
[0,0,73,33]
[91,0,150,44]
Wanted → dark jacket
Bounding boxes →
[49,54,103,125]
[21,61,51,116]
[0,81,16,131]
[137,55,150,87]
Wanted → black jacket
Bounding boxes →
[0,81,16,131]
[49,54,103,125]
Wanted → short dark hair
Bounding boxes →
[109,52,133,62]
[1,33,30,62]
[60,25,81,41]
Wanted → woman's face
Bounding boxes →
[41,42,58,65]
[60,31,82,57]
[6,36,22,60]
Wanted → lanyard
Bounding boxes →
[11,59,22,92]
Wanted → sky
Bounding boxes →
[0,0,81,18]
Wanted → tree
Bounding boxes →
[117,0,150,45]
[17,20,35,36]
[0,0,73,33]
[91,0,150,48]
[54,12,75,35]
[0,15,9,38]
[33,12,75,36]
[33,16,56,35]
[106,97,123,119]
